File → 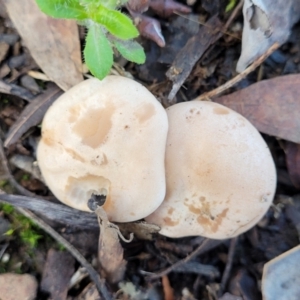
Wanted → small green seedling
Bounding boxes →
[225,0,237,12]
[35,0,146,80]
[1,204,42,248]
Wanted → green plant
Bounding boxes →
[225,0,237,12]
[35,0,146,79]
[0,204,42,248]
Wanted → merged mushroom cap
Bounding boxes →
[37,76,168,222]
[146,101,276,239]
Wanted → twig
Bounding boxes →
[0,193,99,230]
[0,139,38,198]
[195,43,280,101]
[146,239,221,280]
[224,0,244,30]
[218,237,238,296]
[15,207,112,300]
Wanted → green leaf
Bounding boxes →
[35,0,87,20]
[4,229,14,236]
[84,24,113,80]
[113,39,146,64]
[91,5,139,40]
[225,0,237,12]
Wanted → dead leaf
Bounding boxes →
[3,0,83,91]
[118,221,160,241]
[96,207,130,283]
[262,245,300,300]
[285,142,300,189]
[228,269,261,300]
[218,293,243,300]
[237,0,300,71]
[76,283,101,300]
[41,248,75,300]
[166,15,223,100]
[162,275,174,300]
[0,41,9,63]
[149,0,191,18]
[214,74,300,143]
[117,281,148,300]
[0,79,35,101]
[10,155,44,182]
[4,83,62,148]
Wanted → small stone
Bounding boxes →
[8,53,27,69]
[0,273,38,300]
[0,34,19,46]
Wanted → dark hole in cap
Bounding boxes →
[87,194,106,211]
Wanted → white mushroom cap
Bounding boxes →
[37,76,168,222]
[146,101,276,239]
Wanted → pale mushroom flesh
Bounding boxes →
[146,101,276,239]
[37,76,168,222]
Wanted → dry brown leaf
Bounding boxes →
[76,283,101,300]
[4,83,62,148]
[214,74,300,143]
[285,142,300,189]
[0,79,34,101]
[162,275,174,300]
[41,249,75,300]
[3,0,83,91]
[96,207,130,284]
[118,221,160,241]
[166,15,223,100]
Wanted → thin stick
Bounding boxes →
[0,139,38,198]
[16,207,112,300]
[195,43,280,101]
[224,0,244,30]
[218,237,238,296]
[147,238,212,280]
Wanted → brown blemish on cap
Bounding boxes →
[68,105,81,123]
[42,130,55,147]
[135,103,156,123]
[197,208,229,233]
[163,217,179,226]
[213,107,230,115]
[188,204,201,214]
[184,197,206,215]
[168,207,175,215]
[201,201,211,216]
[72,103,116,148]
[65,147,85,163]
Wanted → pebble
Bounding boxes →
[0,273,38,300]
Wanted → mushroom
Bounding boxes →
[37,76,168,222]
[146,101,276,239]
